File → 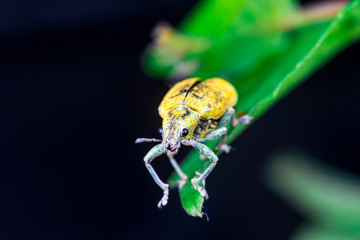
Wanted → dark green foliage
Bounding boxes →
[143,0,360,217]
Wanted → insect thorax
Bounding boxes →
[162,105,201,137]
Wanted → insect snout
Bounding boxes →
[163,140,179,152]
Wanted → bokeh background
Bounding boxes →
[0,0,359,239]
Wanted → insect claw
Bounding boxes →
[157,186,169,209]
[200,188,209,200]
[216,144,232,154]
[191,177,209,199]
[178,179,187,189]
[239,115,253,125]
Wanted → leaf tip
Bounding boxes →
[179,181,205,217]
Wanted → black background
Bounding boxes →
[0,0,359,239]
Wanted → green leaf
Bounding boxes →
[143,0,360,217]
[143,0,301,79]
[266,151,360,239]
[292,224,360,240]
[143,0,335,80]
[178,181,204,217]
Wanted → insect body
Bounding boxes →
[136,78,252,208]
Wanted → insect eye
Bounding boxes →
[158,127,163,134]
[182,128,189,137]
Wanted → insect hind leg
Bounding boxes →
[214,107,235,152]
[216,107,253,152]
[231,110,253,127]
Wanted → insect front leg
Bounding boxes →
[167,152,188,188]
[215,107,236,152]
[143,144,169,208]
[182,139,218,197]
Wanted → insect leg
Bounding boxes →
[216,107,253,152]
[196,127,231,153]
[182,139,218,197]
[196,107,235,152]
[167,152,188,188]
[210,107,238,152]
[195,127,227,142]
[231,108,253,127]
[219,107,235,128]
[143,144,169,208]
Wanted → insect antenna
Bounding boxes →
[135,138,162,144]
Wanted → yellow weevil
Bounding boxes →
[136,78,252,208]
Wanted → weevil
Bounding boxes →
[135,78,252,208]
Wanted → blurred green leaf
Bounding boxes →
[292,224,360,240]
[266,151,360,240]
[143,0,360,217]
